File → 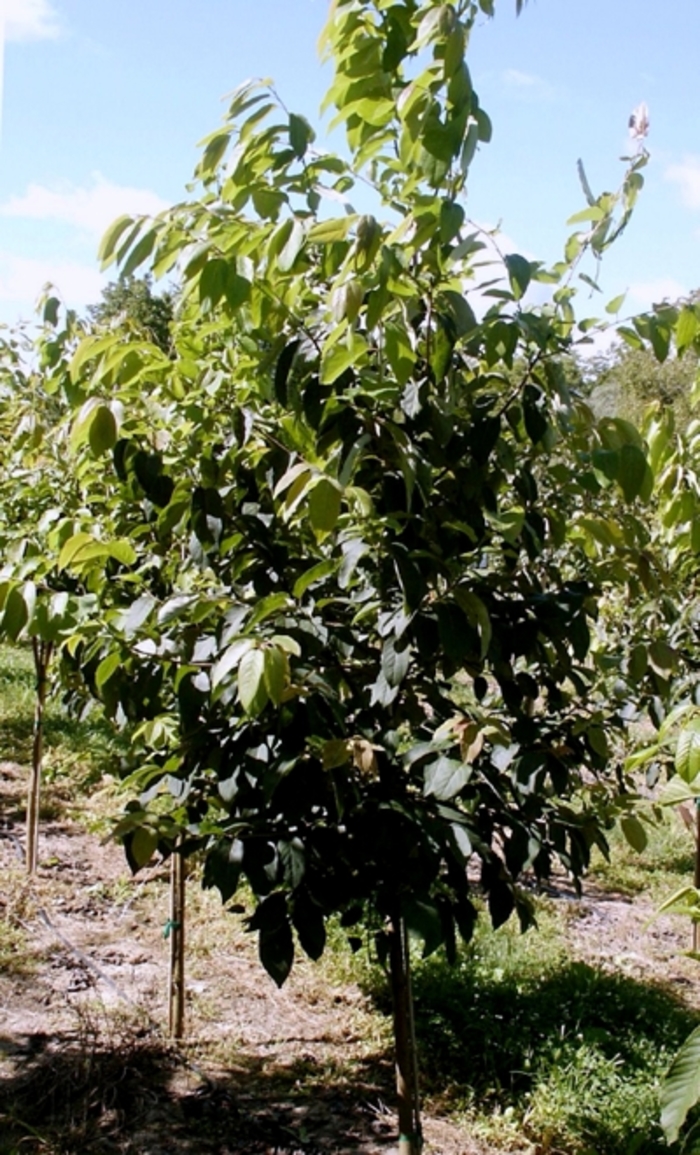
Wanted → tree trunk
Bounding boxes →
[26,640,52,875]
[168,841,186,1038]
[389,914,422,1155]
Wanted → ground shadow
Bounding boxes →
[366,950,699,1154]
[0,1028,397,1155]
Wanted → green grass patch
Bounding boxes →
[357,908,697,1154]
[0,644,125,786]
[590,808,695,901]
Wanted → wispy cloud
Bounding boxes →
[628,276,687,308]
[0,253,104,311]
[501,68,555,101]
[0,174,170,237]
[6,0,61,43]
[665,155,700,210]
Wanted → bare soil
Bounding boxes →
[0,760,696,1155]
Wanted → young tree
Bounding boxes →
[20,1,666,1148]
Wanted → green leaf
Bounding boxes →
[264,646,288,706]
[289,113,315,158]
[620,815,647,853]
[88,404,117,455]
[320,332,367,384]
[439,200,465,244]
[618,443,650,502]
[277,219,305,272]
[676,306,698,353]
[605,292,626,315]
[2,586,28,642]
[505,254,531,300]
[660,1024,700,1143]
[308,478,342,535]
[98,214,136,268]
[95,652,121,691]
[402,897,443,958]
[566,206,605,225]
[238,648,268,715]
[676,724,700,784]
[424,756,471,801]
[384,322,415,387]
[293,559,337,598]
[129,827,158,871]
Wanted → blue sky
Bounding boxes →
[1,0,699,329]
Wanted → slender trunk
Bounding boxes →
[389,913,422,1155]
[168,841,186,1038]
[694,803,700,953]
[27,639,52,876]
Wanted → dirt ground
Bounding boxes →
[0,759,697,1155]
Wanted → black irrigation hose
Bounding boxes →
[0,828,213,1089]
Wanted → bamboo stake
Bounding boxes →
[168,840,186,1038]
[26,639,52,875]
[389,914,423,1155]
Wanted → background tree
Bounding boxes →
[87,274,174,355]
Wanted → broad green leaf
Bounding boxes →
[98,214,136,268]
[277,219,305,271]
[95,652,122,691]
[620,815,647,853]
[424,756,471,801]
[247,592,290,629]
[308,478,342,534]
[320,332,367,385]
[322,739,351,770]
[58,532,97,571]
[676,724,700,784]
[129,827,158,871]
[384,322,415,387]
[566,206,605,225]
[307,215,356,244]
[211,639,255,690]
[88,404,117,455]
[238,647,268,715]
[289,112,315,158]
[658,775,700,807]
[676,306,698,353]
[108,539,137,566]
[2,586,28,641]
[264,646,288,705]
[605,292,626,315]
[505,253,531,300]
[660,1024,700,1143]
[293,559,337,598]
[618,443,650,502]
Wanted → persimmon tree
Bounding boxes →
[5,0,673,1149]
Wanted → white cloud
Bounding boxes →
[501,69,555,101]
[5,0,61,42]
[0,253,104,312]
[666,155,700,210]
[628,276,687,308]
[0,174,170,237]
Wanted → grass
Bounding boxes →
[397,910,696,1154]
[590,808,696,901]
[0,643,124,788]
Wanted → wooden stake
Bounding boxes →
[389,914,422,1155]
[694,803,700,953]
[26,639,52,875]
[168,841,186,1038]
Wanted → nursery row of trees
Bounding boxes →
[2,0,700,1150]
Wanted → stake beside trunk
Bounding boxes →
[168,841,186,1038]
[389,914,422,1155]
[26,639,53,875]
